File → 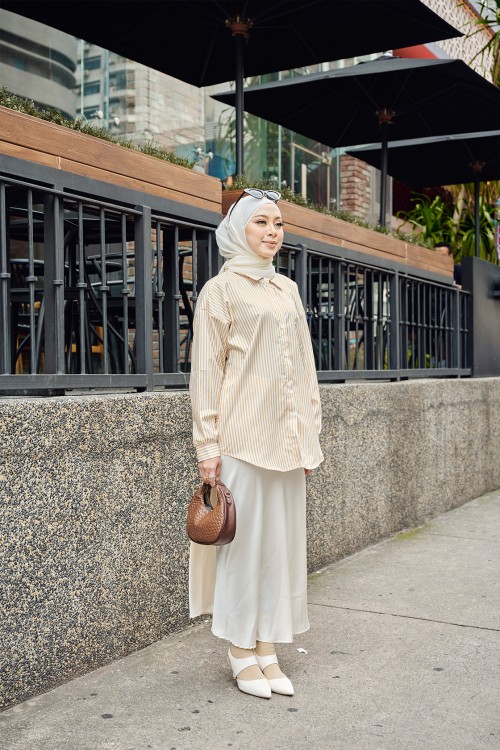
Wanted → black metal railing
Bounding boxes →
[276,243,470,381]
[0,173,471,394]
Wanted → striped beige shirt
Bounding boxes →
[190,270,323,472]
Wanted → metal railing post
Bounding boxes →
[43,194,65,374]
[0,182,10,373]
[333,260,344,370]
[197,231,218,286]
[388,270,400,374]
[294,242,308,307]
[451,286,460,370]
[134,205,153,390]
[162,225,180,374]
[365,268,374,370]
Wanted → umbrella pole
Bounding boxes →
[235,34,244,176]
[376,109,394,228]
[379,121,389,228]
[474,177,480,258]
[228,17,252,177]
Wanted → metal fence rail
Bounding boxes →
[0,173,470,394]
[277,243,470,381]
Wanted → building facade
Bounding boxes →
[0,11,78,119]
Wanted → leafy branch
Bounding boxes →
[459,0,500,84]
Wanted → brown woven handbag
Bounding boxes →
[187,480,236,545]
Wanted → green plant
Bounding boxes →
[135,140,194,168]
[396,188,498,263]
[0,87,195,169]
[396,193,456,247]
[452,194,496,260]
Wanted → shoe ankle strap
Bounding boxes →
[228,649,259,678]
[255,652,278,670]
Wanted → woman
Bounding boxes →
[189,188,323,699]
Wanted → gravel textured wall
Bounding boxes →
[2,378,499,709]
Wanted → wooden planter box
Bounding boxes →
[0,105,221,215]
[222,190,453,279]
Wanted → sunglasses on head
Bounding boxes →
[230,188,281,214]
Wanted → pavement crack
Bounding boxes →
[308,602,500,632]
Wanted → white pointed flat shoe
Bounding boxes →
[227,649,271,699]
[255,652,294,696]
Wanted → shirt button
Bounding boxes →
[287,380,293,387]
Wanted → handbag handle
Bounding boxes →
[202,480,234,509]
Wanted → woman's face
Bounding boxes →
[244,203,284,259]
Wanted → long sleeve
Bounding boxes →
[292,285,322,435]
[189,282,231,462]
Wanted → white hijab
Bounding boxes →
[216,194,279,279]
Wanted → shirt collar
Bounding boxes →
[234,270,287,289]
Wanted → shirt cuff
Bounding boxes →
[196,443,221,462]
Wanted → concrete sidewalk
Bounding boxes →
[1,491,499,750]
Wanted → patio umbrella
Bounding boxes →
[212,55,500,224]
[346,130,500,256]
[0,1,461,175]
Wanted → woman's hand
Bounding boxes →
[304,468,313,477]
[199,456,222,487]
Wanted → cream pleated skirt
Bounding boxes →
[189,455,310,649]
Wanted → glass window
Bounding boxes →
[83,106,99,119]
[84,56,101,71]
[83,81,100,96]
[109,70,127,91]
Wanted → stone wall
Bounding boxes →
[2,378,500,710]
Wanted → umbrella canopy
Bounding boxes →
[1,1,461,174]
[213,55,500,224]
[346,130,500,256]
[346,130,500,187]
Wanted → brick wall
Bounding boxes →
[339,154,372,220]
